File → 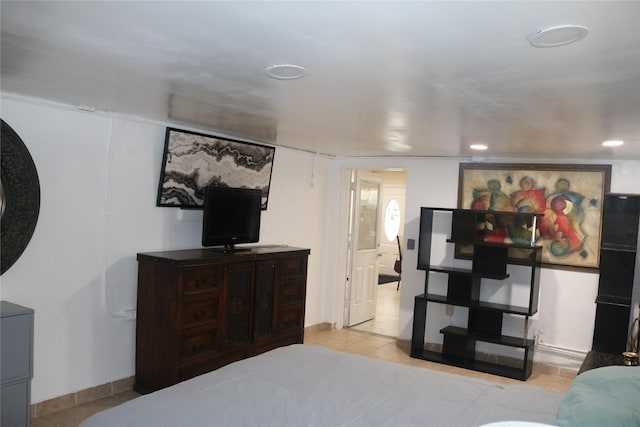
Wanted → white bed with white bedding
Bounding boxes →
[80,344,565,427]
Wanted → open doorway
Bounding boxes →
[347,169,406,337]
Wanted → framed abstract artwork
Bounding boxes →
[457,163,611,270]
[157,128,275,210]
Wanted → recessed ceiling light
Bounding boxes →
[528,25,589,48]
[602,140,624,147]
[470,144,488,151]
[265,64,307,80]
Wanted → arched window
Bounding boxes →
[384,199,401,242]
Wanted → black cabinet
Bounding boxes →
[411,208,542,380]
[592,193,640,354]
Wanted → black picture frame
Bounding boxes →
[156,128,275,210]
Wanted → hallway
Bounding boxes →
[349,281,400,337]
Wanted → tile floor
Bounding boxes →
[350,281,400,336]
[306,327,576,393]
[31,390,140,427]
[31,282,575,426]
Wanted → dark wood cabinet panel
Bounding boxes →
[182,266,224,294]
[180,294,220,329]
[276,306,305,332]
[253,260,276,340]
[134,246,310,394]
[180,328,219,360]
[225,262,253,347]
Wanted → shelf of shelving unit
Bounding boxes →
[410,348,533,380]
[411,207,542,380]
[440,326,535,348]
[427,265,510,280]
[419,294,534,316]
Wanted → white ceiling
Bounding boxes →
[1,1,639,159]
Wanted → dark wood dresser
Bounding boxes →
[134,245,310,393]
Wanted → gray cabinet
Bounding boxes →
[1,301,34,427]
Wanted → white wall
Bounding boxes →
[0,96,329,403]
[326,156,640,369]
[1,100,132,403]
[2,95,639,403]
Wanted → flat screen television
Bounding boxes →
[202,186,262,251]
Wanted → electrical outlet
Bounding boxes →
[407,239,415,250]
[534,329,542,345]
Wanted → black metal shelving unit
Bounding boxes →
[592,194,640,354]
[411,207,542,380]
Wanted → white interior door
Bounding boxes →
[347,172,382,326]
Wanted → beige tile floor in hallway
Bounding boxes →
[31,290,575,426]
[349,281,401,336]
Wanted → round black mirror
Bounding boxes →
[1,119,41,275]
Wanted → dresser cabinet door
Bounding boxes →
[225,262,253,346]
[253,260,277,339]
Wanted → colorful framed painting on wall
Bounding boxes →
[157,128,275,210]
[457,163,611,270]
